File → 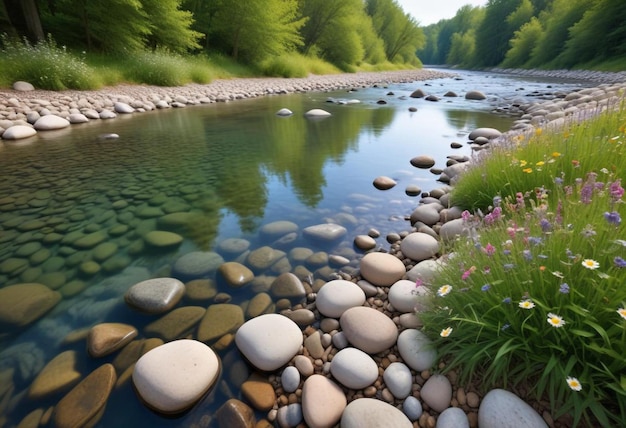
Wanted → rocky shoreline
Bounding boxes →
[1,69,625,428]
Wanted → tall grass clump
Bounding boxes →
[122,50,212,86]
[451,103,626,210]
[258,53,340,78]
[422,106,626,426]
[0,34,100,90]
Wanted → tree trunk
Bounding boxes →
[3,0,44,41]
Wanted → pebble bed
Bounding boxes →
[1,69,625,428]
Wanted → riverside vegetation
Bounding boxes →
[423,104,626,426]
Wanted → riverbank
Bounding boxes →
[0,69,452,138]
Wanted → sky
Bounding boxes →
[397,0,488,26]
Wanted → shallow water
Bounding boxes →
[0,70,595,426]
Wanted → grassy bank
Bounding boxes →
[0,37,414,90]
[422,105,626,425]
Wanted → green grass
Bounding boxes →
[257,53,341,78]
[422,105,626,426]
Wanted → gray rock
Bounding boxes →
[383,362,412,399]
[277,403,303,428]
[465,90,487,100]
[341,398,412,428]
[437,407,469,428]
[468,127,502,140]
[316,279,365,318]
[172,251,224,281]
[99,110,117,119]
[68,113,89,124]
[421,374,452,412]
[330,347,378,389]
[340,306,398,354]
[125,277,185,314]
[13,81,34,91]
[114,102,134,114]
[400,232,439,261]
[276,108,293,116]
[410,89,426,98]
[302,223,347,244]
[397,329,436,371]
[304,109,331,117]
[403,396,423,421]
[34,115,70,130]
[410,155,436,169]
[281,366,300,393]
[373,176,397,190]
[478,389,548,428]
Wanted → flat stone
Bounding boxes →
[92,242,118,262]
[359,252,406,286]
[294,355,314,377]
[304,109,331,117]
[112,338,164,373]
[87,323,138,358]
[246,292,274,318]
[276,108,293,116]
[172,251,224,280]
[197,303,244,342]
[437,407,470,428]
[72,231,107,249]
[410,204,441,226]
[185,279,218,302]
[216,398,256,428]
[330,347,378,389]
[354,234,376,251]
[132,339,220,414]
[246,246,286,271]
[2,125,36,140]
[144,306,206,341]
[216,237,251,257]
[373,176,397,190]
[156,212,194,232]
[397,329,436,371]
[383,362,413,399]
[143,231,183,250]
[114,102,134,114]
[304,331,324,359]
[302,223,347,243]
[341,398,412,428]
[340,306,398,354]
[29,350,81,400]
[235,314,303,371]
[34,114,70,130]
[125,277,185,314]
[302,375,347,428]
[53,363,116,428]
[468,127,502,140]
[259,220,298,239]
[421,374,452,412]
[13,81,34,91]
[0,283,61,328]
[68,113,89,124]
[282,308,315,326]
[478,389,548,428]
[410,155,436,169]
[400,232,439,262]
[270,272,306,299]
[241,373,276,411]
[316,279,366,318]
[0,257,29,274]
[219,262,254,288]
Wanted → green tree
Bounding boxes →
[209,0,304,62]
[141,0,202,52]
[357,14,387,64]
[446,30,477,66]
[473,0,523,67]
[527,0,589,67]
[501,16,542,67]
[558,0,626,67]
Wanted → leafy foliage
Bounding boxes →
[501,17,542,68]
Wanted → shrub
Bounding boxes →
[257,53,340,78]
[0,34,100,90]
[421,107,626,426]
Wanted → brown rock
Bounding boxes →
[53,363,117,428]
[219,262,254,288]
[373,176,397,190]
[304,331,324,359]
[185,279,218,302]
[216,398,256,428]
[197,304,244,343]
[0,283,61,328]
[245,293,273,319]
[270,272,305,299]
[241,373,276,411]
[466,391,480,408]
[144,306,206,341]
[87,323,138,358]
[17,408,44,428]
[29,351,81,400]
[112,338,164,373]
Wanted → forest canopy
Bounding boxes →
[0,0,425,71]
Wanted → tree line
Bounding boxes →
[418,0,626,70]
[0,0,425,70]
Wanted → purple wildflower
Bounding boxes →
[484,243,496,256]
[614,257,626,268]
[528,236,543,246]
[559,283,570,294]
[609,179,624,201]
[502,297,512,304]
[481,284,491,292]
[554,176,563,186]
[580,184,593,204]
[461,210,471,222]
[540,218,552,232]
[503,263,515,270]
[523,250,533,261]
[604,211,622,226]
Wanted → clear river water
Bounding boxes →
[0,70,596,427]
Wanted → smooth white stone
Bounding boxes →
[2,125,36,140]
[132,339,220,414]
[277,403,303,427]
[114,102,134,114]
[397,329,436,371]
[124,277,185,314]
[341,398,412,428]
[437,407,469,428]
[276,108,293,116]
[388,279,422,313]
[421,374,452,412]
[302,375,346,428]
[304,108,331,117]
[359,252,406,286]
[316,279,365,318]
[235,314,303,371]
[33,114,70,130]
[400,232,439,261]
[330,347,378,389]
[340,306,398,354]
